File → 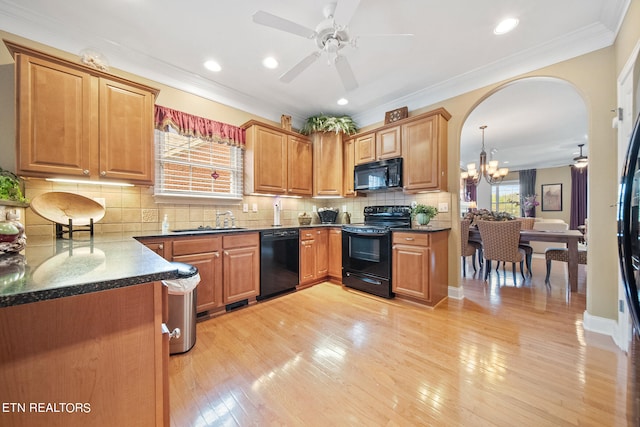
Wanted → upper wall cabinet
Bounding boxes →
[6,41,159,185]
[401,109,450,192]
[354,126,402,166]
[242,120,312,196]
[312,132,343,197]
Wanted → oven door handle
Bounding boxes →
[345,231,385,237]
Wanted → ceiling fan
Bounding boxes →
[252,0,412,92]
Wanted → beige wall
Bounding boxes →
[535,166,573,224]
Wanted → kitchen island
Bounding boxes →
[0,234,177,427]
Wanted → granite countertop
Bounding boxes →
[0,222,450,308]
[0,234,178,308]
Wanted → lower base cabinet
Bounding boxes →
[222,233,260,304]
[392,231,448,306]
[299,228,331,287]
[0,282,168,427]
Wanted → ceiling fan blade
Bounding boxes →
[334,55,358,91]
[279,52,321,83]
[252,10,316,39]
[332,0,361,26]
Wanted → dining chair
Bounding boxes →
[477,220,527,281]
[460,219,480,276]
[544,247,588,285]
[515,218,534,275]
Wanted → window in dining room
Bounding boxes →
[491,181,520,215]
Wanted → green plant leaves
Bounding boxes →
[300,114,358,135]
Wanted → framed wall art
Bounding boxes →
[541,183,563,211]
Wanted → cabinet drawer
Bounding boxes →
[393,232,430,246]
[300,229,316,241]
[172,236,221,256]
[223,232,259,249]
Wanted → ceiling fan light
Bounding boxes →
[337,98,348,105]
[494,18,519,35]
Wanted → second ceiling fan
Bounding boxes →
[252,0,412,92]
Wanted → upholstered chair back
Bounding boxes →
[460,219,476,257]
[477,220,524,263]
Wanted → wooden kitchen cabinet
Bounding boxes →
[354,133,376,165]
[222,233,260,304]
[243,120,312,196]
[401,109,450,192]
[299,228,329,287]
[312,132,343,196]
[0,281,169,427]
[392,231,448,306]
[171,236,223,313]
[328,227,342,282]
[7,41,158,185]
[343,137,356,197]
[376,125,402,160]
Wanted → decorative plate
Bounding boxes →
[30,192,106,226]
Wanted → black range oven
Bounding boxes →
[342,206,411,298]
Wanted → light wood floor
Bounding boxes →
[169,256,633,426]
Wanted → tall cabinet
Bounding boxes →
[6,41,158,185]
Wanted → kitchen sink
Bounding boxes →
[171,227,246,233]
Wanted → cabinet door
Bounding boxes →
[354,133,376,165]
[222,241,260,304]
[299,239,317,285]
[313,132,343,196]
[376,126,401,160]
[392,243,430,300]
[16,54,95,177]
[99,78,155,184]
[328,228,342,280]
[250,125,288,194]
[172,251,222,313]
[315,228,329,277]
[401,115,447,191]
[343,137,356,197]
[288,135,313,195]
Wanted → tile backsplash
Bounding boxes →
[22,179,452,236]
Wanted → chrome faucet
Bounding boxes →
[215,210,236,228]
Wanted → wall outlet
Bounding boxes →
[438,202,449,212]
[252,203,258,212]
[312,205,317,212]
[242,203,249,213]
[342,205,348,213]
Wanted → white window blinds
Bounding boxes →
[154,128,243,199]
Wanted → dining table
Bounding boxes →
[469,227,584,291]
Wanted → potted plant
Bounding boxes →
[411,204,438,225]
[300,114,358,135]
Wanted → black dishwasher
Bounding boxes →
[258,228,299,300]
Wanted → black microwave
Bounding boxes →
[354,157,403,192]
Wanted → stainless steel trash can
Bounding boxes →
[164,262,200,355]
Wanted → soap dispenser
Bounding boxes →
[162,214,170,233]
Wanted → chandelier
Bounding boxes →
[573,143,588,170]
[461,125,509,185]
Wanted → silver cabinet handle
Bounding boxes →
[405,237,415,241]
[162,323,181,340]
[100,171,107,176]
[214,252,220,258]
[83,169,89,175]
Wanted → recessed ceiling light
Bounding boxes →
[337,98,348,106]
[204,60,221,72]
[494,18,519,35]
[262,57,278,69]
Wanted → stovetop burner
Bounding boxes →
[342,205,412,233]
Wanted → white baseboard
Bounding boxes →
[448,286,464,300]
[582,310,627,350]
